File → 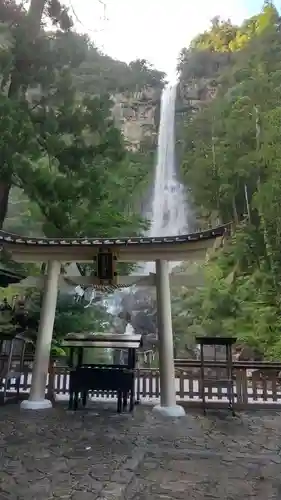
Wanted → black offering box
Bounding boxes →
[62,333,142,412]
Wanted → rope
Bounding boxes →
[92,284,131,292]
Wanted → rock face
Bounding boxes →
[176,79,218,115]
[111,87,160,150]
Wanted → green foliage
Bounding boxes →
[0,80,148,242]
[73,49,166,95]
[11,289,113,358]
[177,4,279,81]
[175,3,281,359]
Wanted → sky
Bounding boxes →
[71,0,278,79]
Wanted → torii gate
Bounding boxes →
[0,224,228,417]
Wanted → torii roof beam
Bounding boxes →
[0,225,228,263]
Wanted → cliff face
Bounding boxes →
[176,79,218,115]
[111,86,161,150]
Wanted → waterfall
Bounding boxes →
[142,84,188,274]
[82,84,188,323]
[149,84,187,239]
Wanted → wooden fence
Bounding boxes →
[3,360,281,409]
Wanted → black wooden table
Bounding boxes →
[62,333,142,413]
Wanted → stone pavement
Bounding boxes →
[0,402,281,499]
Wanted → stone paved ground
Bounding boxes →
[0,402,281,499]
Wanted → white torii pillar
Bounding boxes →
[21,260,60,410]
[153,259,185,417]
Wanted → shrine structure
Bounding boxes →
[0,224,228,417]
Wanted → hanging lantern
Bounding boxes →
[93,248,117,285]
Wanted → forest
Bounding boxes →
[175,1,281,360]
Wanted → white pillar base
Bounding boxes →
[153,404,185,417]
[20,399,52,410]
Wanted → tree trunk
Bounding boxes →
[0,182,11,229]
[27,0,46,27]
[232,195,239,225]
[8,0,46,100]
[0,0,47,228]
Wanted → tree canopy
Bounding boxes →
[177,3,279,81]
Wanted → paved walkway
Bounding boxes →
[0,402,281,499]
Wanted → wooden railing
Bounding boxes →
[3,360,281,409]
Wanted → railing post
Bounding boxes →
[136,365,141,404]
[235,369,243,406]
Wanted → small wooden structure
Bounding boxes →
[0,263,25,288]
[196,336,237,415]
[62,333,142,413]
[0,332,32,404]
